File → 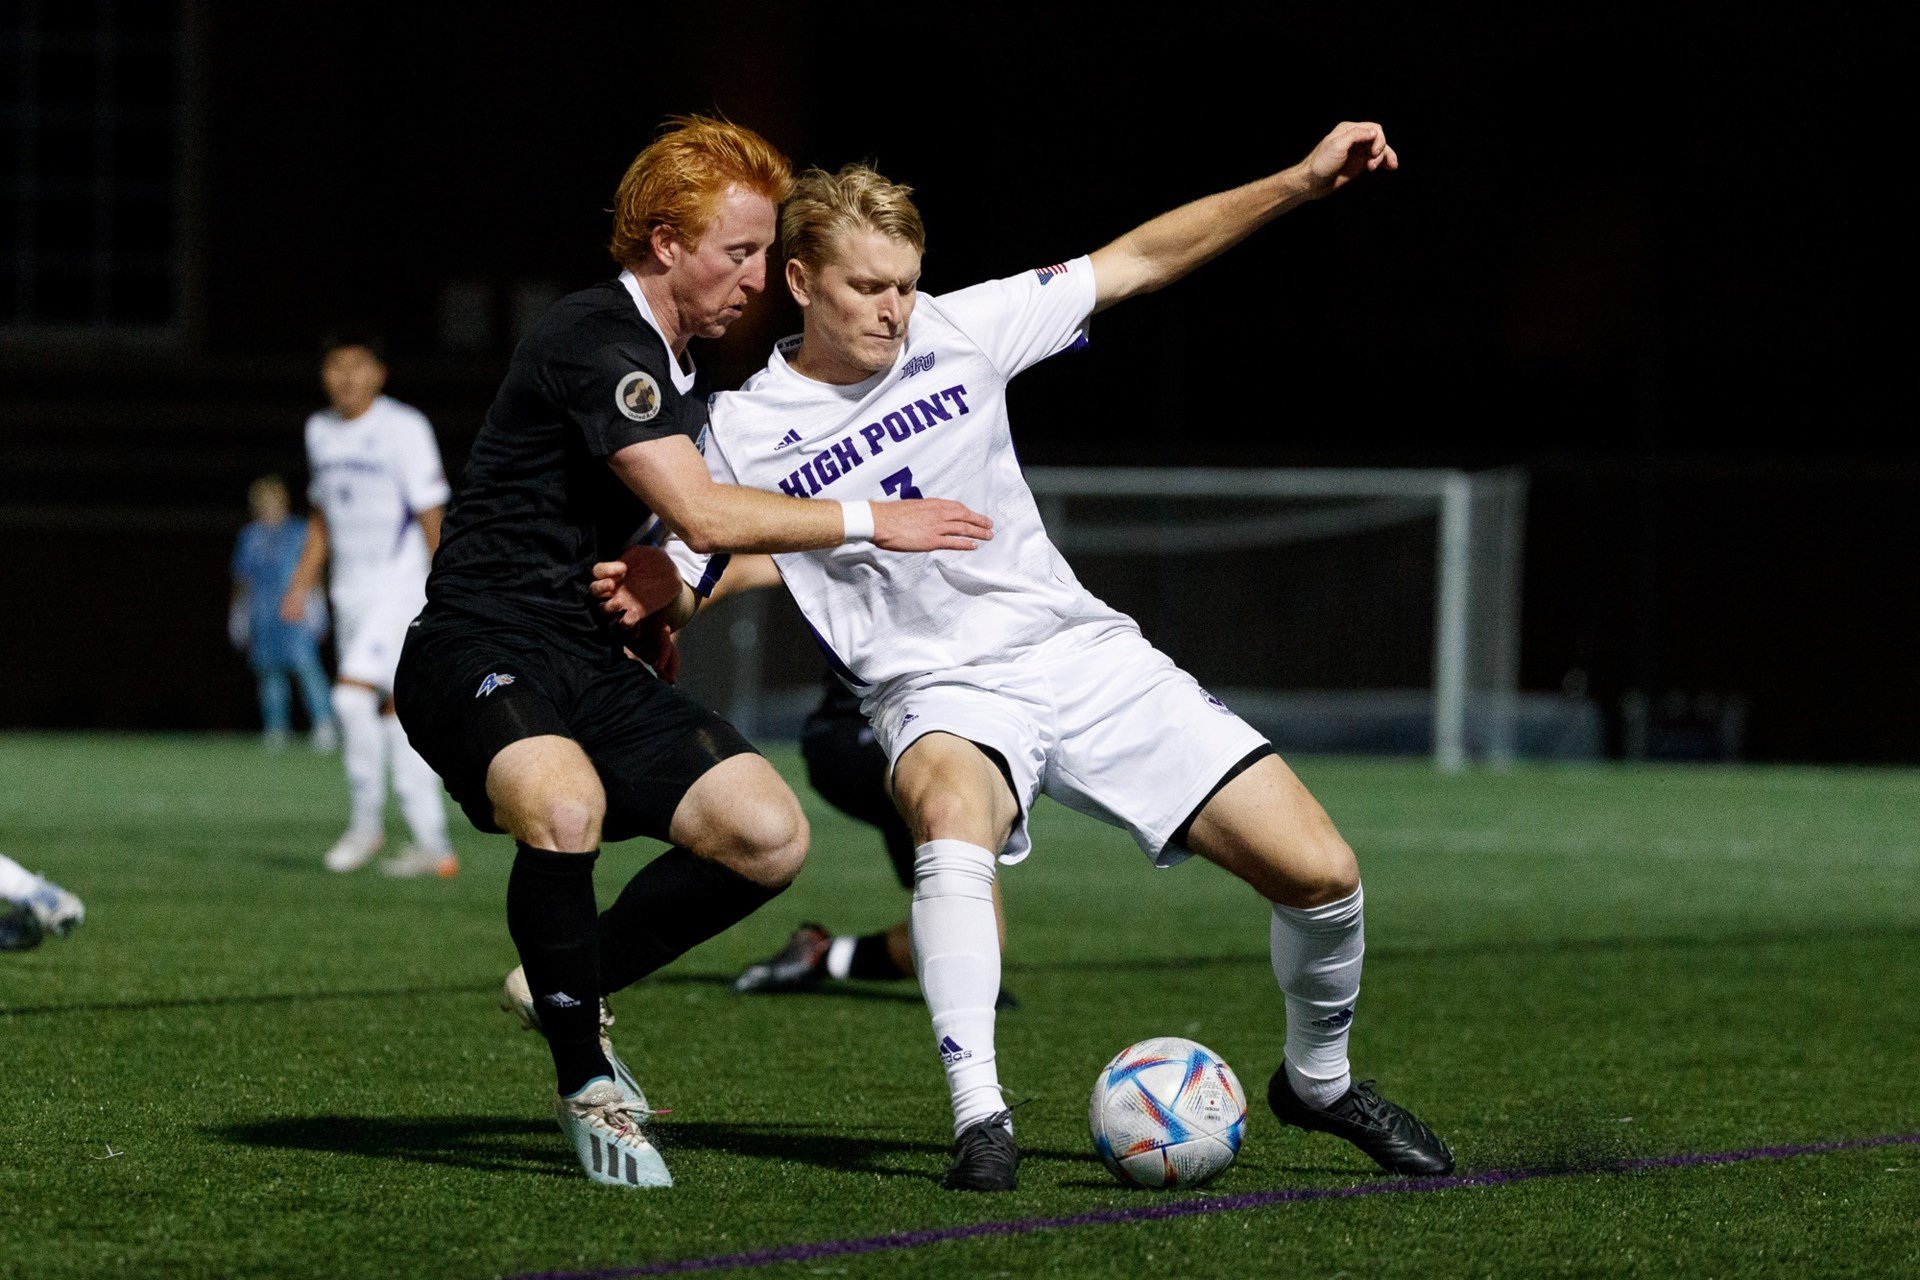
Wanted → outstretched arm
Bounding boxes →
[610,435,992,556]
[1088,121,1398,313]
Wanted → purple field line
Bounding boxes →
[508,1131,1920,1280]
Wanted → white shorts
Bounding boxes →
[331,579,426,694]
[867,622,1270,867]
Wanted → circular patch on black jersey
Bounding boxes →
[616,370,662,422]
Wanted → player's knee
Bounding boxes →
[716,793,809,888]
[1284,833,1360,907]
[905,784,991,846]
[515,792,603,853]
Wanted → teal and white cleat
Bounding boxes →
[556,1079,671,1188]
[502,966,647,1107]
[20,873,84,938]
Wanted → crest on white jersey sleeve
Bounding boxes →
[930,254,1096,377]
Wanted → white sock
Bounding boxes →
[910,839,1006,1137]
[331,684,387,839]
[0,853,41,901]
[1271,883,1365,1111]
[384,715,451,852]
[825,935,857,980]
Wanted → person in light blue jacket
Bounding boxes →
[231,475,336,750]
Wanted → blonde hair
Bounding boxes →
[608,116,794,267]
[781,164,926,270]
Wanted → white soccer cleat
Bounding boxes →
[322,831,383,873]
[20,874,84,937]
[502,966,647,1107]
[379,844,459,879]
[556,1079,671,1188]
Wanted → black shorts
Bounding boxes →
[394,610,756,843]
[800,695,916,888]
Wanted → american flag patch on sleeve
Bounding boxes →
[1033,263,1070,285]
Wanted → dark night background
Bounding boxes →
[1,2,1913,761]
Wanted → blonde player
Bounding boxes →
[601,122,1453,1191]
[281,334,457,878]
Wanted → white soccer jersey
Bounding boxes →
[674,257,1130,689]
[304,394,450,597]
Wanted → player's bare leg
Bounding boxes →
[1183,753,1452,1175]
[891,732,1021,1190]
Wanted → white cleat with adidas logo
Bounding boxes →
[556,1078,672,1188]
[502,966,647,1107]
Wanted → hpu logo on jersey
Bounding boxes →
[1201,691,1231,713]
[1034,262,1070,285]
[774,428,802,450]
[938,1035,973,1064]
[1311,1006,1355,1031]
[900,351,936,379]
[475,673,516,698]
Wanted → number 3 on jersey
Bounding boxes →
[882,467,924,500]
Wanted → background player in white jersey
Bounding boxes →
[601,122,1453,1191]
[281,335,458,878]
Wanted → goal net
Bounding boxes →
[672,467,1527,771]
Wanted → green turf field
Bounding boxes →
[2,734,1916,1279]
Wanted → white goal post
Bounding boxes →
[678,467,1526,773]
[1026,467,1527,772]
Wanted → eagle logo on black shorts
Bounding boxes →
[616,370,662,423]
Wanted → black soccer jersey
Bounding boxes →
[427,276,703,646]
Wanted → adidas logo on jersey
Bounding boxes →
[938,1035,972,1065]
[475,673,516,698]
[774,428,802,450]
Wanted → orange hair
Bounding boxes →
[608,116,794,268]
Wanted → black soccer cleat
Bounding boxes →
[0,901,45,952]
[943,1111,1019,1191]
[731,923,831,994]
[1268,1064,1455,1176]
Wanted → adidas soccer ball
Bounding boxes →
[1089,1037,1247,1188]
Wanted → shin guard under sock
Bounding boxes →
[331,683,386,838]
[506,843,612,1095]
[1271,884,1365,1110]
[595,847,785,995]
[911,839,1006,1136]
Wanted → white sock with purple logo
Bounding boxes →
[910,838,1006,1137]
[384,714,451,853]
[1271,884,1365,1110]
[331,683,387,840]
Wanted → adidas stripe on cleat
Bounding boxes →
[556,1079,671,1188]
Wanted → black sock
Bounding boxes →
[849,931,908,980]
[597,846,786,994]
[506,843,612,1096]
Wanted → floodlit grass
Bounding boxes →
[2,734,1916,1278]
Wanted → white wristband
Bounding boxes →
[839,499,876,543]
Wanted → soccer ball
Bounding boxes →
[1089,1036,1247,1188]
